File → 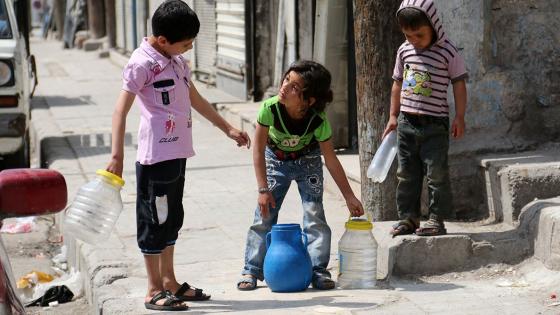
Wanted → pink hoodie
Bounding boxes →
[392,0,468,117]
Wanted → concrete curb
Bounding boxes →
[518,197,560,270]
[30,97,134,314]
[372,196,560,277]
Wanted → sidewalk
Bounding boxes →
[28,36,557,314]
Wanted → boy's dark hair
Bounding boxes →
[397,7,432,30]
[282,60,333,112]
[152,0,200,44]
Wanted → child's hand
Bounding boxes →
[106,157,124,178]
[228,128,251,149]
[258,191,275,219]
[382,116,398,139]
[451,116,465,139]
[346,195,365,217]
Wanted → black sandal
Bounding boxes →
[415,219,447,236]
[312,275,335,290]
[390,218,418,238]
[144,290,188,311]
[174,282,211,301]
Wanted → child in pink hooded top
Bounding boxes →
[383,0,468,237]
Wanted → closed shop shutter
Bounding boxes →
[135,0,148,46]
[193,0,217,84]
[115,0,125,51]
[124,0,135,53]
[215,0,247,99]
[314,0,349,148]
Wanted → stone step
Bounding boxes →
[480,148,560,224]
[374,197,560,277]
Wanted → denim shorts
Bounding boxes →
[135,158,186,254]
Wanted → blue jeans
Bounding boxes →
[242,147,332,281]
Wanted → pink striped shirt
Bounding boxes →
[392,0,468,117]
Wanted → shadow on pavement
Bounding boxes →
[391,280,464,292]
[173,295,378,313]
[40,133,134,160]
[42,95,93,107]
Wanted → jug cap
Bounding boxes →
[345,217,373,230]
[96,169,125,187]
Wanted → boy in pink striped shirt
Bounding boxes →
[384,0,468,237]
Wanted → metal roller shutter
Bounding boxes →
[115,0,125,51]
[193,0,217,84]
[215,0,247,99]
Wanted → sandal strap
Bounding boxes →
[393,219,417,231]
[422,218,444,229]
[237,276,257,290]
[175,282,190,297]
[237,278,256,285]
[150,290,181,306]
[149,291,168,304]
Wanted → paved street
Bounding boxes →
[21,35,560,314]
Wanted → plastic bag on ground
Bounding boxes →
[20,268,83,304]
[51,245,68,272]
[26,285,74,307]
[1,217,36,234]
[16,270,55,289]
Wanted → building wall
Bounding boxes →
[434,0,559,218]
[314,0,349,148]
[253,0,276,101]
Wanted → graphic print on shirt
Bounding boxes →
[281,135,301,148]
[159,112,179,143]
[149,60,162,75]
[402,63,432,97]
[186,108,192,128]
[165,112,176,135]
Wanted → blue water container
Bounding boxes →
[264,224,313,292]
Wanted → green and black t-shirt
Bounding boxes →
[257,96,332,153]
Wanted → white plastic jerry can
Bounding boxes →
[367,130,397,183]
[338,217,378,289]
[64,170,124,244]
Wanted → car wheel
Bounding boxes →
[4,132,30,169]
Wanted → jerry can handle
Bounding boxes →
[349,212,373,222]
[266,232,271,249]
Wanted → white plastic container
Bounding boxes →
[337,217,377,289]
[64,170,124,244]
[367,130,397,182]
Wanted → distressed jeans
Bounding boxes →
[396,112,453,221]
[242,147,332,281]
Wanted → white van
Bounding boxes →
[0,0,37,168]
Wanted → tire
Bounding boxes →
[4,131,30,169]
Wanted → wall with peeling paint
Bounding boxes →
[430,0,559,218]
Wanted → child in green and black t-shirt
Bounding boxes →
[237,60,364,291]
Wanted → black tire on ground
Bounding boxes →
[4,131,30,169]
